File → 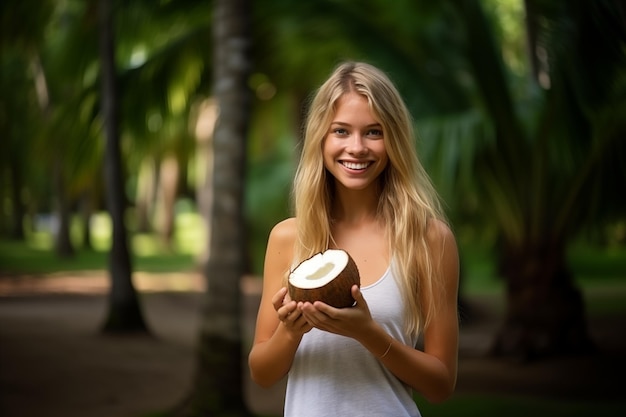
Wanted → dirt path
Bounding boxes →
[0,273,288,417]
[0,272,625,417]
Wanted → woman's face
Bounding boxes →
[323,92,389,192]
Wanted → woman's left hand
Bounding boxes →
[299,285,373,338]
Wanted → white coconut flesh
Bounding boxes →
[290,250,348,288]
[288,249,360,308]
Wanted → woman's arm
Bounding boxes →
[248,218,312,388]
[379,219,459,402]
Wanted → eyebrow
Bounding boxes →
[330,122,383,128]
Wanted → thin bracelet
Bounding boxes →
[380,338,393,359]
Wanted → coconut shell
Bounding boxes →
[288,250,361,308]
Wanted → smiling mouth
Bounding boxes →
[340,161,371,170]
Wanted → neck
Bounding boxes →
[331,184,381,224]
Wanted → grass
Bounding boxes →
[0,211,202,275]
[457,237,626,316]
[0,238,197,275]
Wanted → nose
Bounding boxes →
[346,134,368,155]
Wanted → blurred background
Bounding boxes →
[1,0,625,416]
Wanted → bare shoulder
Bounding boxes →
[425,218,456,247]
[426,218,459,291]
[263,218,296,297]
[265,218,297,274]
[425,218,459,274]
[268,217,297,249]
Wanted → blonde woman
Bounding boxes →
[248,62,459,417]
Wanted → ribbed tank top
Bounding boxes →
[284,263,421,417]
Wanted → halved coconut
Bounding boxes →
[288,249,360,308]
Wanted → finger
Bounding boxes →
[312,300,336,317]
[285,306,303,321]
[271,287,288,310]
[278,301,298,321]
[352,285,365,305]
[299,301,318,316]
[299,303,320,324]
[293,315,313,333]
[283,308,312,334]
[301,303,335,330]
[351,286,372,318]
[291,313,308,328]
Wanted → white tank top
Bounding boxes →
[284,263,421,417]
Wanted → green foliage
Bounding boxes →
[1,0,623,286]
[568,242,626,281]
[416,0,626,255]
[245,136,295,274]
[0,0,53,50]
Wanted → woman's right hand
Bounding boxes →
[273,287,313,337]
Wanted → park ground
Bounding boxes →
[0,271,625,417]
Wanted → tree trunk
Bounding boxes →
[98,0,148,334]
[179,0,252,415]
[135,157,157,233]
[491,240,595,360]
[80,189,95,250]
[53,158,75,258]
[156,154,179,250]
[8,156,26,240]
[523,0,543,86]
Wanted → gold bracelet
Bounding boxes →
[380,338,393,359]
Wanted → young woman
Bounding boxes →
[248,62,459,417]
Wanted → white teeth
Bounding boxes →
[342,161,369,170]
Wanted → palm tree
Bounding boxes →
[0,50,39,240]
[175,0,253,415]
[98,0,149,333]
[115,0,212,250]
[434,0,626,357]
[0,0,54,240]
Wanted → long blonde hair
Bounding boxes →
[292,62,446,337]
